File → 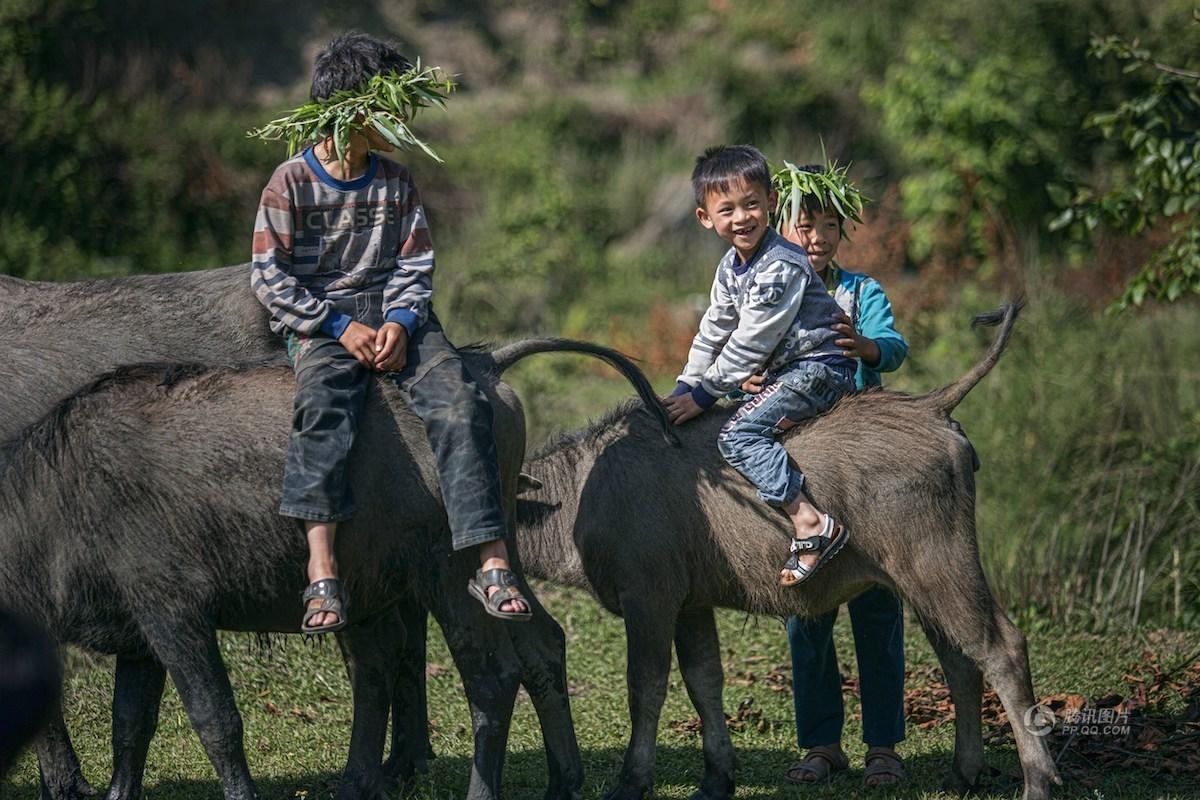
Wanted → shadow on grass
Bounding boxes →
[5,744,1197,799]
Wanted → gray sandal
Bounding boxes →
[785,745,849,784]
[301,578,348,634]
[781,515,849,587]
[864,747,905,789]
[467,568,533,622]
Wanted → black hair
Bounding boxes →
[310,31,413,101]
[691,145,771,208]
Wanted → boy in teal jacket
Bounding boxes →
[744,164,909,788]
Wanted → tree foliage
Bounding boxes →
[865,23,1079,263]
[1049,28,1200,309]
[0,0,283,278]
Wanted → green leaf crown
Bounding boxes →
[770,159,869,233]
[247,61,456,163]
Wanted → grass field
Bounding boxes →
[4,581,1198,800]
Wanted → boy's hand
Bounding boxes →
[662,393,705,426]
[374,322,409,372]
[833,311,880,366]
[741,372,767,394]
[339,321,380,369]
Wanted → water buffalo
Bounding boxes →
[515,304,1061,800]
[3,336,664,799]
[0,266,285,800]
[1,267,428,798]
[0,267,281,438]
[2,267,668,798]
[1,266,557,797]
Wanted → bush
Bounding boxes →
[893,293,1200,630]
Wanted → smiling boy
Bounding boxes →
[662,145,855,584]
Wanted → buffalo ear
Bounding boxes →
[517,472,544,495]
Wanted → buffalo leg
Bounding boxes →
[138,620,255,800]
[105,655,166,800]
[673,609,734,800]
[335,615,396,800]
[434,601,522,800]
[919,604,1059,800]
[503,533,583,800]
[604,597,676,800]
[980,608,1059,800]
[511,603,582,800]
[917,619,984,793]
[36,708,97,800]
[381,603,433,790]
[895,534,1059,800]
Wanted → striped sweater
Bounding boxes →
[250,147,434,338]
[675,228,850,408]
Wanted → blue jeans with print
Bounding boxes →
[280,293,506,551]
[717,359,855,506]
[787,586,906,748]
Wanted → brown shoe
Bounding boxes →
[784,745,849,784]
[864,746,905,789]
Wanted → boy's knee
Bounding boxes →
[716,427,741,464]
[414,362,493,423]
[455,383,494,426]
[716,417,756,464]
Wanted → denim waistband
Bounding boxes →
[327,292,385,325]
[769,354,856,382]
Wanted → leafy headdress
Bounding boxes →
[771,158,868,235]
[248,62,456,163]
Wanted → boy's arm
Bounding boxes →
[693,259,810,406]
[249,186,350,338]
[675,272,739,402]
[856,277,908,373]
[381,173,434,337]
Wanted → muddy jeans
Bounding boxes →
[280,293,506,551]
[717,359,855,506]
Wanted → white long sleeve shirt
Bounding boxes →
[676,228,849,405]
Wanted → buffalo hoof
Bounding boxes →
[380,753,429,794]
[542,783,584,800]
[1019,769,1062,800]
[40,773,98,800]
[335,772,389,800]
[601,780,650,800]
[941,766,984,795]
[688,783,734,800]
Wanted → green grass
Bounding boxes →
[4,582,1198,799]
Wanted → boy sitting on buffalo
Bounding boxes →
[250,32,530,632]
[662,145,855,585]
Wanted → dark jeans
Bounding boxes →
[279,293,506,551]
[787,585,906,748]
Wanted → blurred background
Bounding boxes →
[1,0,1196,631]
